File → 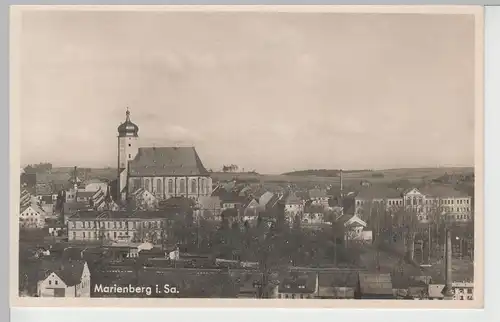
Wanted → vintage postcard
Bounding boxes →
[10,5,484,308]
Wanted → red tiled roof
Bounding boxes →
[128,147,209,177]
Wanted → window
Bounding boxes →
[72,232,76,239]
[49,280,52,285]
[128,154,131,158]
[145,179,150,191]
[55,280,58,285]
[83,232,86,238]
[114,232,117,239]
[168,179,174,193]
[128,144,131,147]
[157,179,162,195]
[114,222,117,228]
[191,179,197,193]
[179,179,186,193]
[201,179,205,194]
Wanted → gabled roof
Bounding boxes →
[38,259,87,286]
[285,193,302,205]
[128,147,209,177]
[259,191,275,206]
[358,273,393,295]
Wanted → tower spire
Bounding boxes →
[126,107,131,122]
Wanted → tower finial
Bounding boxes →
[126,107,130,121]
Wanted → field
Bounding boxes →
[210,167,473,186]
[31,166,473,190]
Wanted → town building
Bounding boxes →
[19,205,46,229]
[36,260,91,297]
[274,272,318,299]
[194,196,222,221]
[317,272,358,299]
[354,185,472,223]
[67,210,172,244]
[356,273,394,299]
[284,193,304,217]
[308,189,330,208]
[116,109,212,203]
[131,188,158,210]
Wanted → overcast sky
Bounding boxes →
[18,10,476,174]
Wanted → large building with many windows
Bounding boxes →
[354,185,472,223]
[67,210,172,243]
[116,109,212,203]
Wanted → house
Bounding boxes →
[194,196,222,220]
[20,188,32,210]
[451,282,474,300]
[235,272,263,298]
[36,259,91,297]
[275,272,318,299]
[76,191,95,203]
[284,193,304,217]
[19,205,46,229]
[356,273,394,299]
[242,198,260,223]
[308,189,329,207]
[63,202,91,223]
[317,272,358,299]
[336,213,369,242]
[131,188,158,210]
[428,284,445,300]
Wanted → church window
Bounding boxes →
[157,179,162,195]
[191,179,197,193]
[145,179,150,191]
[180,179,185,193]
[168,179,174,193]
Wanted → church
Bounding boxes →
[116,109,213,203]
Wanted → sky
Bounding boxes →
[18,9,476,174]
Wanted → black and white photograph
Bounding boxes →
[10,5,483,308]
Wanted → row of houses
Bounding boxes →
[26,253,473,300]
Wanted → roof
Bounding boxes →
[358,273,393,295]
[418,185,470,198]
[356,186,402,199]
[40,195,53,204]
[68,210,177,220]
[128,147,209,177]
[38,259,87,286]
[428,284,445,298]
[318,272,358,288]
[285,193,302,205]
[309,189,327,199]
[278,273,317,294]
[259,191,275,206]
[64,202,90,214]
[197,196,221,210]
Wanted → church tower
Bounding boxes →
[117,108,139,203]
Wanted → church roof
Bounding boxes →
[128,147,210,177]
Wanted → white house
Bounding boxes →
[336,214,370,242]
[37,260,91,297]
[19,205,46,229]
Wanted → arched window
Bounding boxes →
[168,179,174,194]
[156,179,162,195]
[191,179,197,193]
[144,179,150,191]
[179,179,185,193]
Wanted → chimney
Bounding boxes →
[442,227,454,299]
[340,169,344,200]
